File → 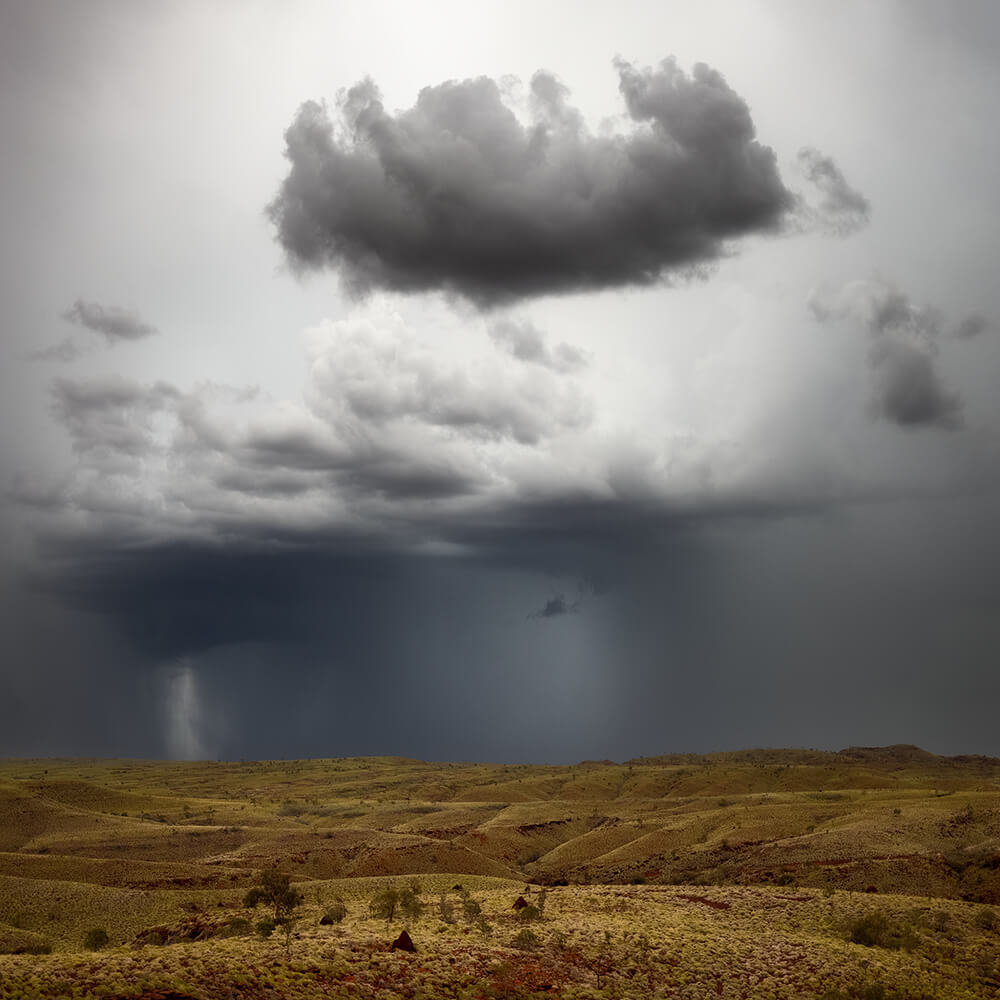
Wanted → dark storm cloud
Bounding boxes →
[64,299,159,342]
[797,147,870,235]
[811,278,967,430]
[267,58,794,305]
[868,336,962,430]
[488,318,588,373]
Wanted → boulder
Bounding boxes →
[391,929,415,952]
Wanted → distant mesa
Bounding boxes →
[624,744,1000,768]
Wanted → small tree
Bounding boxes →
[398,880,424,923]
[460,890,482,924]
[244,869,302,951]
[370,886,400,922]
[438,893,456,924]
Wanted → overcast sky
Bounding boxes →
[2,0,999,763]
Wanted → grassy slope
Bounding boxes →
[0,747,996,998]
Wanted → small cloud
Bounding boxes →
[868,336,962,430]
[488,318,589,373]
[797,147,870,236]
[528,593,580,620]
[27,337,84,363]
[64,299,159,343]
[811,276,964,431]
[951,313,991,340]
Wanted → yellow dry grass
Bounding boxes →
[0,748,997,996]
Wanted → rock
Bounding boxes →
[512,896,528,910]
[391,929,415,952]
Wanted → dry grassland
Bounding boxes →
[0,746,997,998]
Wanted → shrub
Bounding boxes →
[848,912,916,950]
[83,928,109,951]
[437,893,456,924]
[461,893,482,924]
[20,941,52,955]
[976,906,997,932]
[255,919,275,938]
[224,917,252,937]
[0,928,52,956]
[398,881,424,922]
[511,928,539,950]
[517,903,540,922]
[321,899,347,925]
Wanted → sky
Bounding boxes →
[2,0,999,763]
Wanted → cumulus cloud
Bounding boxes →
[797,147,870,235]
[305,315,590,445]
[488,318,588,373]
[267,58,793,306]
[810,277,965,430]
[64,299,159,342]
[32,308,602,562]
[51,375,180,464]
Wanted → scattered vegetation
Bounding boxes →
[1,750,999,997]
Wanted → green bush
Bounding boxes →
[83,927,109,951]
[398,882,424,922]
[511,927,539,950]
[976,906,997,932]
[322,899,348,924]
[223,917,252,937]
[255,919,275,938]
[848,912,916,950]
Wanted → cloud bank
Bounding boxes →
[268,58,795,306]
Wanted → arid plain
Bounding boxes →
[1,745,999,999]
